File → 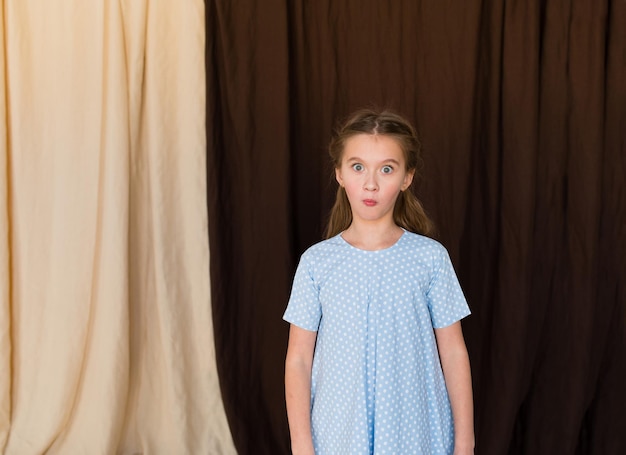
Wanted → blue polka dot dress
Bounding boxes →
[283,230,471,454]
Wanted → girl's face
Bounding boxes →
[335,134,414,227]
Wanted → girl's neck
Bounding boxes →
[341,222,404,251]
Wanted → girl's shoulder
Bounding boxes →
[294,235,348,278]
[401,230,447,251]
[299,234,346,259]
[398,231,455,266]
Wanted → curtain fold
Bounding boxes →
[0,2,10,451]
[1,1,235,453]
[206,1,292,453]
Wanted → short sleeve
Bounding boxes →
[426,246,471,328]
[283,252,322,331]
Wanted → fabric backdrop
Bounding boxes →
[0,1,235,453]
[207,1,625,454]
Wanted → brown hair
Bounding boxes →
[324,108,434,238]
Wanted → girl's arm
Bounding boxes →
[435,321,475,455]
[285,324,318,455]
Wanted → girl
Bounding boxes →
[284,109,474,454]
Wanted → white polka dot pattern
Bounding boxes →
[283,231,471,454]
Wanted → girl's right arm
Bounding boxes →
[285,324,318,455]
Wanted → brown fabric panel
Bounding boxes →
[524,1,608,452]
[465,1,543,451]
[206,1,292,453]
[207,1,626,453]
[592,1,626,450]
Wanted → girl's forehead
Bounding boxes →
[342,134,404,160]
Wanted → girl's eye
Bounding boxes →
[381,165,393,174]
[352,163,364,172]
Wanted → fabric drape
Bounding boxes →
[207,1,626,454]
[1,1,234,453]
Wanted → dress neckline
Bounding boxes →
[338,229,406,252]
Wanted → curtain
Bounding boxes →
[207,1,626,454]
[0,1,235,453]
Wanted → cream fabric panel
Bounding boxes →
[0,1,235,454]
[0,3,10,451]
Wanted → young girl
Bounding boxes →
[284,109,474,454]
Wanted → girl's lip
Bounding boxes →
[363,199,377,206]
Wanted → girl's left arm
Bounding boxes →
[435,321,475,455]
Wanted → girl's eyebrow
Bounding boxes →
[345,156,401,165]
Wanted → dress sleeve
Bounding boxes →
[426,244,471,328]
[283,251,322,332]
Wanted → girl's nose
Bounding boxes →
[363,174,378,191]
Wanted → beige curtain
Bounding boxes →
[0,1,236,453]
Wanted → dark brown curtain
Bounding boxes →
[206,1,626,454]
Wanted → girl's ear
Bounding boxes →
[402,169,415,191]
[335,167,344,187]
